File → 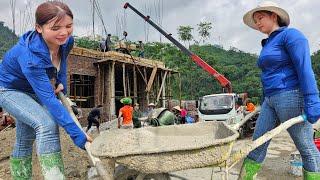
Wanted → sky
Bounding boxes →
[1,0,320,54]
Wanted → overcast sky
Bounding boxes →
[1,0,320,54]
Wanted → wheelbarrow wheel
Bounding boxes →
[114,165,139,180]
[143,173,171,180]
[114,165,171,180]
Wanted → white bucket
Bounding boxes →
[289,152,303,176]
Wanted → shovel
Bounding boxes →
[58,92,112,180]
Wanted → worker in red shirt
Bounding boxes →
[118,97,133,129]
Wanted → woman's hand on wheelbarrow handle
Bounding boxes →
[86,133,93,143]
[302,113,320,124]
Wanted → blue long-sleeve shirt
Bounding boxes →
[258,27,320,123]
[0,31,87,148]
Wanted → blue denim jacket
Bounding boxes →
[258,27,320,123]
[0,31,86,148]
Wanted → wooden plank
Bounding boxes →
[145,66,158,92]
[71,47,165,68]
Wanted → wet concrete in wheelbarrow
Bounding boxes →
[170,130,302,180]
[0,121,305,180]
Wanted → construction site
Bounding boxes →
[1,0,320,180]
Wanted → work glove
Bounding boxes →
[304,94,320,124]
[64,123,87,149]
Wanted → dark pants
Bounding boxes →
[87,117,100,131]
[181,117,186,124]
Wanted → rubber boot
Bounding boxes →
[238,158,262,180]
[10,156,32,180]
[39,152,65,180]
[303,168,320,180]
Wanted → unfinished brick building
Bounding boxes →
[66,47,176,124]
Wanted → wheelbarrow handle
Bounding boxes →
[226,115,305,166]
[58,92,112,180]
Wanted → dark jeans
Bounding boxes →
[87,117,100,131]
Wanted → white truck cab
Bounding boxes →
[198,93,244,126]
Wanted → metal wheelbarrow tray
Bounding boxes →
[91,121,239,174]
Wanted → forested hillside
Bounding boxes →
[144,42,320,104]
[0,22,18,59]
[143,42,262,103]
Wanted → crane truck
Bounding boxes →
[124,2,259,136]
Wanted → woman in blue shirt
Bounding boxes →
[0,1,92,179]
[240,1,320,179]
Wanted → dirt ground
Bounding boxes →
[0,127,94,180]
[0,124,307,180]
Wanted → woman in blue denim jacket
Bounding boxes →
[0,1,92,179]
[239,1,320,179]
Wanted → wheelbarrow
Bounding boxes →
[90,115,305,180]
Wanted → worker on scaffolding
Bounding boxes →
[138,40,145,58]
[105,34,112,51]
[99,38,106,52]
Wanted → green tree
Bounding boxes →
[74,37,100,50]
[0,21,18,59]
[197,21,212,44]
[177,25,193,48]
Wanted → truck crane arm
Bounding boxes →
[124,2,232,93]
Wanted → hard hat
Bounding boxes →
[120,97,132,105]
[173,106,181,111]
[148,103,155,107]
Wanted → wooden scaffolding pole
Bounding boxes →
[127,71,130,97]
[144,67,149,104]
[97,64,101,105]
[110,62,115,119]
[179,72,182,107]
[101,65,105,104]
[156,71,168,106]
[122,63,127,97]
[133,66,137,104]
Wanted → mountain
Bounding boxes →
[144,42,263,103]
[0,21,18,59]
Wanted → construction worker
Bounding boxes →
[138,40,145,58]
[245,99,256,113]
[118,97,134,129]
[147,103,156,118]
[0,1,92,179]
[172,106,182,124]
[99,38,106,52]
[133,103,142,128]
[241,1,320,179]
[180,106,188,124]
[105,34,112,51]
[86,105,103,134]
